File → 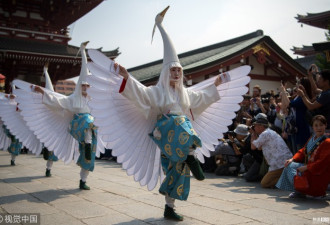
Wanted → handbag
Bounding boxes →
[294,171,309,192]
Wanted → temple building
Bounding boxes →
[293,10,330,69]
[0,0,120,93]
[129,30,306,94]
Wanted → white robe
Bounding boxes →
[121,75,220,119]
[42,91,91,114]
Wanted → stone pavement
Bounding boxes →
[0,151,329,225]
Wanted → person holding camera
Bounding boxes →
[251,117,293,188]
[249,85,262,117]
[235,95,253,126]
[280,77,312,154]
[214,124,250,176]
[259,96,277,124]
[297,69,330,134]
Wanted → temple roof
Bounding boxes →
[0,0,103,32]
[128,30,306,83]
[0,36,120,62]
[291,45,316,56]
[295,11,330,29]
[313,41,330,51]
[295,55,317,70]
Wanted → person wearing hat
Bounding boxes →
[17,42,104,190]
[1,64,58,175]
[85,6,251,221]
[0,93,22,166]
[40,63,59,177]
[214,124,250,176]
[251,117,292,188]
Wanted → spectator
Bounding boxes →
[250,85,262,117]
[214,124,250,176]
[240,126,264,182]
[306,64,322,99]
[236,95,252,125]
[297,69,330,133]
[251,117,293,188]
[280,77,312,153]
[259,97,276,124]
[252,113,281,135]
[276,115,330,198]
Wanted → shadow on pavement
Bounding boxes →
[1,176,45,183]
[0,188,80,205]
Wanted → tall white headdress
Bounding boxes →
[43,62,54,91]
[152,6,190,111]
[71,41,90,108]
[152,6,181,69]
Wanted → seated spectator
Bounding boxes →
[297,69,330,134]
[214,124,249,176]
[276,115,330,198]
[251,117,293,188]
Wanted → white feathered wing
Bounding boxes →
[87,49,163,191]
[13,80,79,163]
[188,66,251,163]
[0,94,11,151]
[87,49,250,190]
[0,94,43,155]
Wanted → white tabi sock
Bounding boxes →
[165,194,175,208]
[80,168,89,182]
[11,154,16,161]
[46,160,53,170]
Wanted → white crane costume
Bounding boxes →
[0,67,58,172]
[39,64,59,176]
[0,93,11,152]
[13,42,105,189]
[0,92,22,165]
[0,85,43,165]
[86,6,251,220]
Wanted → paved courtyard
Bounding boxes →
[0,151,329,225]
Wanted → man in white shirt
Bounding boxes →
[251,117,292,188]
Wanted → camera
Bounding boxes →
[228,131,236,138]
[249,125,255,131]
[261,98,269,104]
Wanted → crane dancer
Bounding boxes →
[86,6,251,221]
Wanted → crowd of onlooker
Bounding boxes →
[201,64,330,198]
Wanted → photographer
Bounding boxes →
[251,117,293,188]
[214,124,249,176]
[259,95,277,124]
[236,95,253,125]
[297,69,330,133]
[249,85,262,117]
[241,124,264,182]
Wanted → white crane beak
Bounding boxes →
[75,41,89,58]
[159,6,169,18]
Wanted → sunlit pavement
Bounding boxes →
[0,151,329,225]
